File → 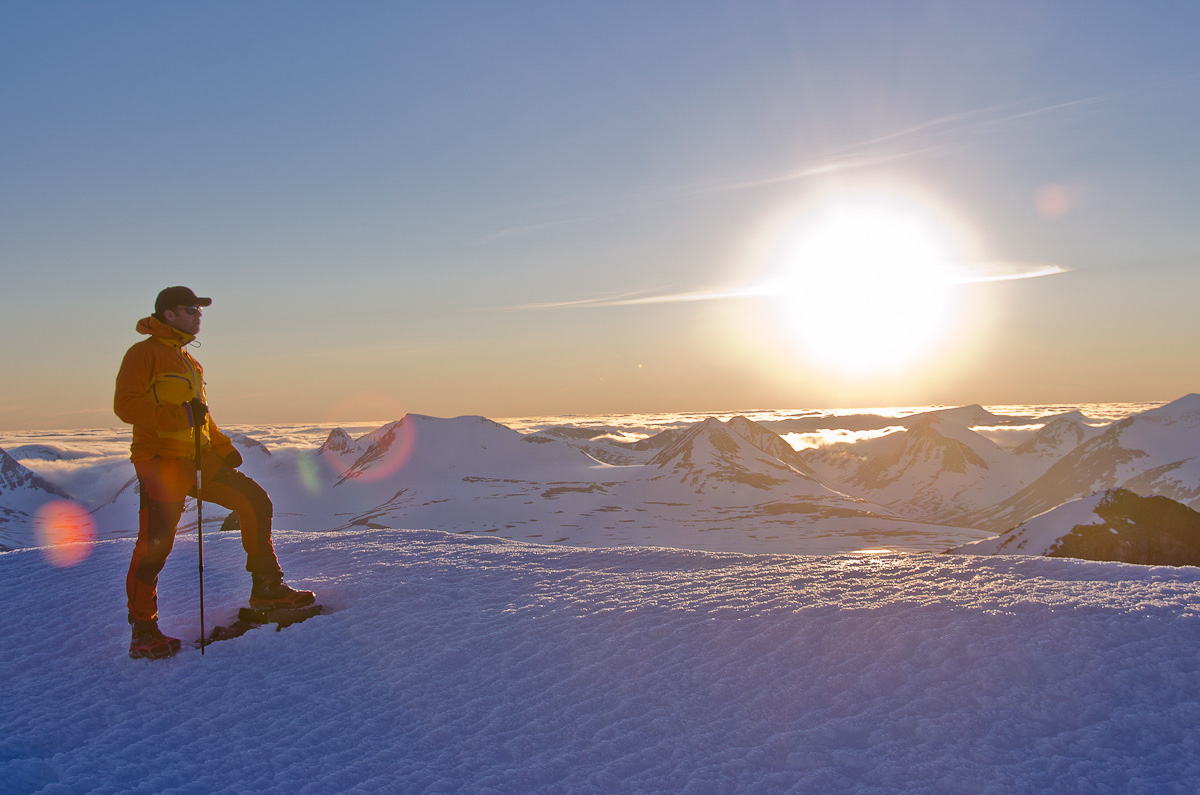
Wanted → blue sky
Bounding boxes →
[2,2,1199,429]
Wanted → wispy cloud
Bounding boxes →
[673,94,1117,203]
[476,91,1120,247]
[498,286,769,312]
[499,261,1066,313]
[954,262,1069,283]
[487,90,1103,310]
[832,95,1109,155]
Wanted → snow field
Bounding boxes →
[4,528,1200,793]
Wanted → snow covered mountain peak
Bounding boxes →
[0,447,75,550]
[1135,393,1200,424]
[725,415,818,476]
[799,413,1021,524]
[911,404,1002,428]
[317,427,358,457]
[334,421,406,484]
[386,413,526,449]
[228,432,272,461]
[865,415,1005,479]
[331,413,593,490]
[976,397,1200,533]
[1,447,71,501]
[1013,412,1101,459]
[651,418,762,466]
[649,416,821,489]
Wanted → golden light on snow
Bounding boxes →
[767,190,970,379]
[35,500,96,568]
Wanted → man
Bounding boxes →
[115,286,314,659]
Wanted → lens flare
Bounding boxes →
[296,450,326,494]
[35,500,96,567]
[1035,183,1072,218]
[331,419,419,484]
[296,391,418,489]
[306,392,422,486]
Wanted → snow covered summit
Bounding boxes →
[801,414,1020,524]
[648,416,827,491]
[0,447,72,550]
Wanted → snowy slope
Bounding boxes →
[953,491,1116,556]
[85,414,984,555]
[314,426,363,473]
[920,403,1006,427]
[954,488,1200,565]
[1010,411,1105,482]
[801,415,1022,524]
[977,394,1200,532]
[0,447,72,550]
[646,417,829,493]
[525,425,653,465]
[5,529,1200,792]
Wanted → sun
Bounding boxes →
[767,191,968,378]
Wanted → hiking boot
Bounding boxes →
[129,619,182,660]
[249,572,316,610]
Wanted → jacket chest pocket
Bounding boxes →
[150,372,198,406]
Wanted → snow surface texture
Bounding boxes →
[5,528,1200,793]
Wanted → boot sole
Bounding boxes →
[129,638,182,660]
[248,591,316,610]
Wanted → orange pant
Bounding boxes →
[126,452,280,623]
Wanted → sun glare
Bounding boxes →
[768,191,968,378]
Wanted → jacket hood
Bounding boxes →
[135,315,195,346]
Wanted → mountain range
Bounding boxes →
[969,395,1200,532]
[3,395,1199,556]
[276,413,979,554]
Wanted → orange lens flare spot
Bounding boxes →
[297,392,417,492]
[328,420,418,484]
[35,500,96,567]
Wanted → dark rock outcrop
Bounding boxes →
[1048,489,1200,566]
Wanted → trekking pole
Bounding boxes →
[193,402,206,656]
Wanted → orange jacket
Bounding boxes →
[114,316,236,462]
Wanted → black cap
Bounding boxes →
[155,286,212,314]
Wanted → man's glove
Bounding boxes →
[186,399,208,427]
[225,450,244,469]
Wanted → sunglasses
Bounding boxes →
[175,306,203,316]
